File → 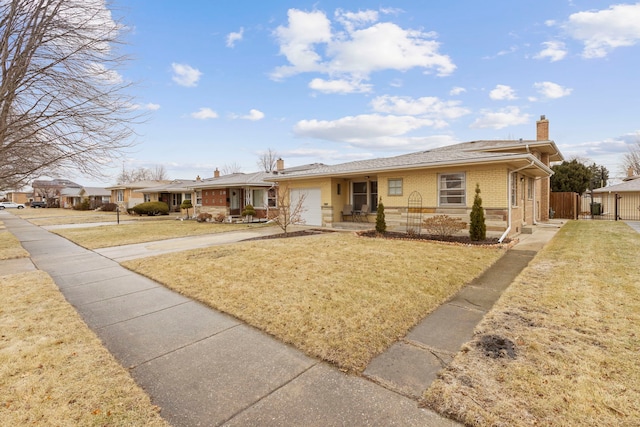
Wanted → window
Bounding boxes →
[144,193,151,202]
[388,178,403,196]
[196,190,202,205]
[527,177,534,200]
[352,182,367,211]
[268,188,277,207]
[172,193,182,206]
[337,183,341,195]
[352,181,378,212]
[439,173,466,206]
[184,193,191,201]
[511,174,518,206]
[117,190,124,202]
[252,189,265,208]
[369,181,378,212]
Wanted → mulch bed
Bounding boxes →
[357,230,513,247]
[245,228,513,247]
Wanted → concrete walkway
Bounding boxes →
[1,212,455,426]
[364,222,563,399]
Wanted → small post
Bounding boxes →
[116,206,120,224]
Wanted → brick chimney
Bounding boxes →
[196,175,201,181]
[276,158,284,172]
[536,115,549,141]
[214,168,220,178]
[629,167,635,178]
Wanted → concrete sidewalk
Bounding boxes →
[2,212,455,426]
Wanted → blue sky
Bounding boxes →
[86,1,640,185]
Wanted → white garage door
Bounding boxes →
[290,188,321,226]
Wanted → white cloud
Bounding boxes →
[449,86,466,96]
[489,84,517,100]
[191,107,218,120]
[271,8,455,82]
[86,63,123,84]
[226,27,244,48]
[335,8,378,32]
[534,41,568,62]
[370,95,470,124]
[309,78,372,94]
[271,9,332,79]
[242,109,265,121]
[533,81,572,99]
[130,102,160,111]
[563,3,640,58]
[470,107,530,130]
[171,63,202,87]
[293,114,452,149]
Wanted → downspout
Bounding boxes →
[499,161,535,243]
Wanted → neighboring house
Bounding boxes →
[106,180,171,211]
[60,187,83,208]
[268,116,563,239]
[4,191,30,204]
[190,162,324,220]
[81,187,112,208]
[32,178,82,207]
[589,169,640,220]
[138,179,199,213]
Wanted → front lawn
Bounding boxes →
[51,220,270,249]
[423,221,640,426]
[0,270,169,426]
[122,232,505,372]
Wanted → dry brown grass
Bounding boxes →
[122,232,504,373]
[51,220,269,249]
[423,221,640,426]
[0,270,169,426]
[12,207,173,226]
[0,222,29,260]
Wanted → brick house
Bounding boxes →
[268,116,563,240]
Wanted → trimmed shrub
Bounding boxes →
[469,183,487,241]
[242,204,256,218]
[214,213,226,223]
[423,215,466,238]
[100,203,118,212]
[131,201,169,216]
[180,199,193,217]
[73,199,91,211]
[375,197,386,234]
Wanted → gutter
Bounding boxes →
[499,161,535,243]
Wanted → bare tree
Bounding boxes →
[257,148,279,172]
[0,0,140,189]
[622,137,640,177]
[116,165,168,184]
[150,164,168,180]
[220,162,242,175]
[267,183,307,235]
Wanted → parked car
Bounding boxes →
[0,201,25,209]
[30,201,46,208]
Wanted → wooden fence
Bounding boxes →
[550,192,579,220]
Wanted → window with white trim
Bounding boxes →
[439,173,466,206]
[388,178,403,196]
[527,177,534,200]
[252,189,265,208]
[511,175,518,206]
[117,190,124,202]
[196,190,202,205]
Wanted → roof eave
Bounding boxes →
[269,154,552,181]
